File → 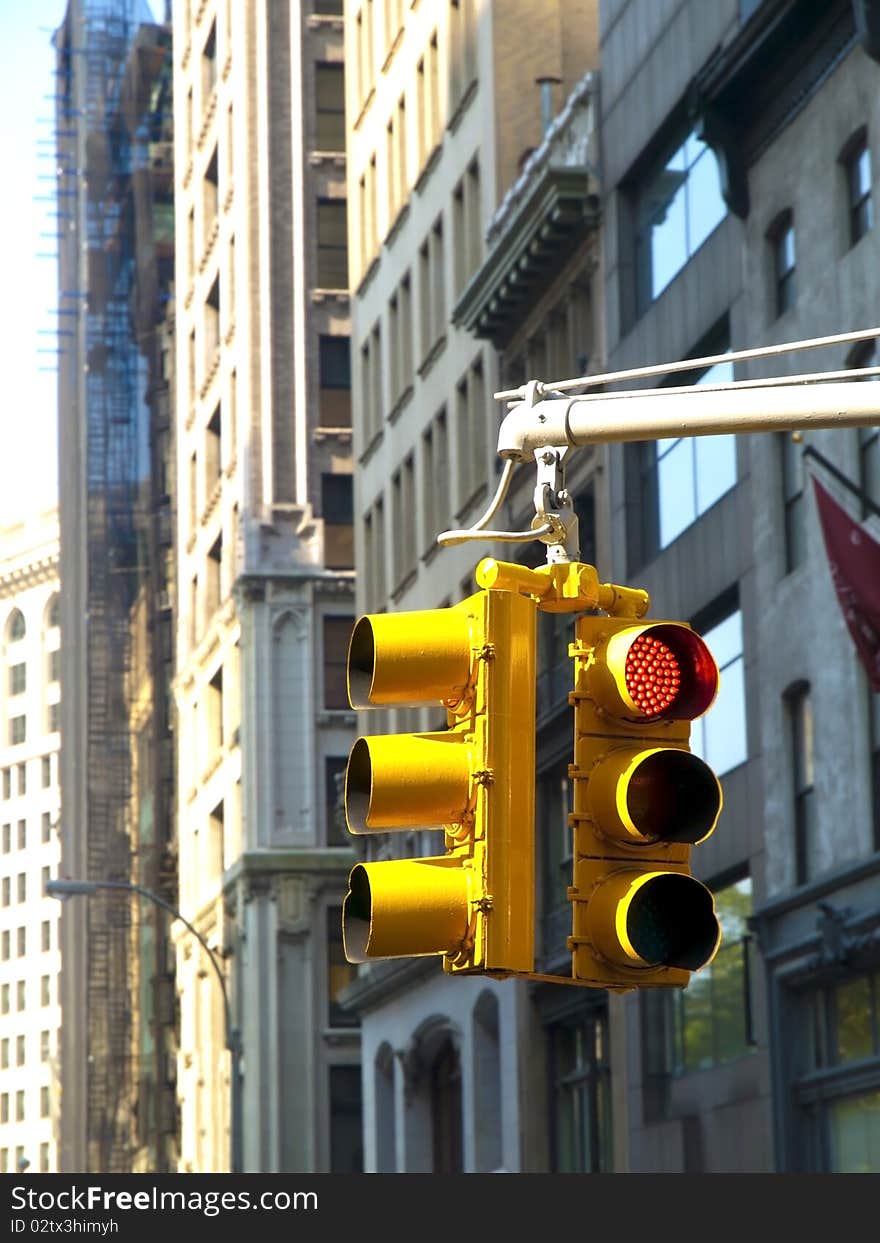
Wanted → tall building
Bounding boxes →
[0,511,62,1175]
[54,0,178,1172]
[171,0,360,1172]
[343,0,602,1172]
[597,0,880,1172]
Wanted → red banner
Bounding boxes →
[812,475,880,691]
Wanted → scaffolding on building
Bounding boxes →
[54,0,176,1173]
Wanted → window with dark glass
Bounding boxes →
[841,129,873,248]
[769,210,796,317]
[324,757,349,846]
[323,615,354,709]
[9,664,25,696]
[7,610,25,642]
[318,335,352,427]
[317,198,349,289]
[430,1037,463,1173]
[634,127,726,313]
[669,873,755,1073]
[315,63,346,151]
[329,1065,363,1173]
[327,906,358,1027]
[787,681,816,885]
[549,1007,612,1172]
[322,473,354,570]
[781,429,806,573]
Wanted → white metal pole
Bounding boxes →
[496,381,880,459]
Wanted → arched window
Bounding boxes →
[6,610,25,643]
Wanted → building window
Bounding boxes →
[2,768,9,799]
[15,1034,25,1066]
[452,158,481,298]
[41,975,51,1007]
[322,474,354,570]
[16,980,26,1011]
[39,1144,50,1174]
[419,214,446,363]
[329,1065,363,1173]
[1,930,8,959]
[41,921,51,952]
[454,354,487,518]
[1,877,9,907]
[1,824,8,853]
[769,209,796,317]
[781,430,806,573]
[691,598,747,777]
[315,62,346,151]
[0,1039,7,1067]
[8,663,25,696]
[41,756,52,788]
[841,129,873,248]
[548,1007,612,1172]
[317,198,349,289]
[323,616,354,709]
[669,874,755,1073]
[324,757,349,846]
[327,907,359,1028]
[40,1031,50,1063]
[849,339,880,518]
[16,820,25,850]
[7,609,25,642]
[16,926,25,957]
[794,967,880,1170]
[318,335,352,427]
[786,681,816,885]
[40,1086,50,1118]
[391,456,417,593]
[17,873,26,903]
[634,127,726,311]
[41,813,52,844]
[9,716,26,747]
[627,341,736,567]
[421,406,448,557]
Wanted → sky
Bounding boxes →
[0,0,164,532]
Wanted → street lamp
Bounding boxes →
[46,877,243,1175]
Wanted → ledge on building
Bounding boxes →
[452,166,598,351]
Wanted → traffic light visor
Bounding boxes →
[342,859,470,962]
[587,869,721,972]
[608,623,718,721]
[347,610,473,708]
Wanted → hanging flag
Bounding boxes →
[812,474,880,691]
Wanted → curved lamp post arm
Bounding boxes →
[47,877,244,1173]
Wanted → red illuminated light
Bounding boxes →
[624,633,682,716]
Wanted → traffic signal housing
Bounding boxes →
[341,573,537,977]
[567,615,723,990]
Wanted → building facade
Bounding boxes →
[54,0,178,1172]
[0,510,62,1174]
[345,0,880,1174]
[171,0,360,1172]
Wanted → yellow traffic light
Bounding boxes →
[567,615,723,990]
[342,566,537,977]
